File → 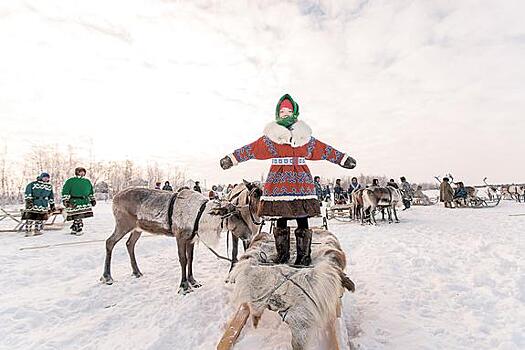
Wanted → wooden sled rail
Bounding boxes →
[217,303,250,350]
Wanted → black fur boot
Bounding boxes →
[294,228,312,266]
[273,227,290,264]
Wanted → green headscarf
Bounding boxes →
[275,94,299,128]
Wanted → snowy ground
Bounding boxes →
[0,199,524,350]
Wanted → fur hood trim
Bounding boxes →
[263,120,312,147]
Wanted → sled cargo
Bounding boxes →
[220,228,354,350]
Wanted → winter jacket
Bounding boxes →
[400,181,413,199]
[225,120,350,218]
[440,182,454,202]
[162,184,173,191]
[24,180,54,213]
[314,181,323,201]
[454,187,467,199]
[62,176,95,220]
[348,183,362,195]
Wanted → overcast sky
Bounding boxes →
[1,0,524,185]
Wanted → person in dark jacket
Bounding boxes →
[154,182,162,190]
[162,181,173,191]
[453,182,468,207]
[23,172,55,236]
[400,176,413,210]
[193,181,202,193]
[387,179,399,189]
[334,179,346,204]
[314,176,323,202]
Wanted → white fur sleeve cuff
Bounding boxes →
[340,154,349,166]
[229,153,239,166]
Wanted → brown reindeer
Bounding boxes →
[225,181,263,271]
[100,186,256,294]
[351,188,364,222]
[362,186,402,225]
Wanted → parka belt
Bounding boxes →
[271,157,306,165]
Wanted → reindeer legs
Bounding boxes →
[177,236,192,294]
[101,218,135,285]
[187,240,201,288]
[126,230,143,278]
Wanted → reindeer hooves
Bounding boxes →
[189,279,202,289]
[132,271,143,278]
[100,275,114,285]
[178,281,194,295]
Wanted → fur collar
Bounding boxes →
[263,120,312,147]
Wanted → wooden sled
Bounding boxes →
[0,208,65,233]
[412,196,438,206]
[217,300,350,350]
[325,203,353,222]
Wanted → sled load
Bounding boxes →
[219,228,355,350]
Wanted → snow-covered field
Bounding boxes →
[1,200,524,350]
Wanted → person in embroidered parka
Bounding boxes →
[220,94,356,266]
[62,167,96,235]
[22,172,55,236]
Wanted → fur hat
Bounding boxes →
[75,167,87,176]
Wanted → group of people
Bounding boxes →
[154,180,203,194]
[23,167,95,236]
[439,177,469,208]
[314,176,414,210]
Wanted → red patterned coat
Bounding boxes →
[226,120,350,218]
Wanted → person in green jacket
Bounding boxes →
[62,167,96,235]
[23,172,55,236]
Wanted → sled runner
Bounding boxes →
[222,228,354,350]
[462,196,502,209]
[0,208,65,233]
[412,196,438,206]
[325,202,353,222]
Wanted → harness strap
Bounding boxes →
[167,193,178,234]
[190,200,208,240]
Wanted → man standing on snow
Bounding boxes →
[22,172,55,236]
[220,93,356,266]
[440,177,454,208]
[62,167,96,235]
[400,176,413,210]
[314,176,323,202]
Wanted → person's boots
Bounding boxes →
[25,220,34,237]
[273,227,290,264]
[294,228,312,266]
[34,221,44,236]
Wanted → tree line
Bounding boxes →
[0,145,187,205]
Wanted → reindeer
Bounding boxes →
[224,181,263,271]
[361,186,402,225]
[483,177,499,201]
[100,185,257,294]
[507,184,525,202]
[351,188,364,222]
